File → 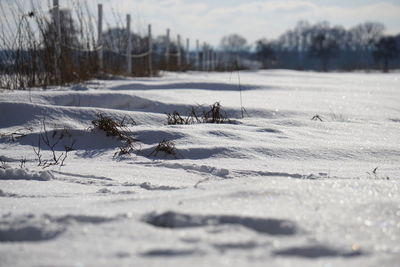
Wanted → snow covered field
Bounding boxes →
[0,70,399,266]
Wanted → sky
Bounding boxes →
[101,0,400,46]
[2,0,400,48]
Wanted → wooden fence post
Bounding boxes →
[126,14,132,75]
[148,24,152,76]
[208,48,214,71]
[97,4,103,73]
[177,34,181,70]
[213,51,217,71]
[208,48,212,71]
[203,42,207,71]
[196,39,200,70]
[186,38,190,67]
[165,28,170,69]
[52,0,61,82]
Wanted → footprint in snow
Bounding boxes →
[273,244,364,258]
[140,248,202,257]
[144,211,301,236]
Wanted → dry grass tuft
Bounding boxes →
[149,139,179,158]
[167,102,230,125]
[91,113,139,157]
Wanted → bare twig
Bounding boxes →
[19,157,26,168]
[0,159,6,169]
[372,167,378,175]
[33,120,75,168]
[311,114,323,121]
[33,136,43,166]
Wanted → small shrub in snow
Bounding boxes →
[202,102,229,124]
[366,167,390,180]
[149,140,180,158]
[166,111,187,125]
[19,157,27,168]
[91,114,136,139]
[33,122,76,169]
[93,114,125,137]
[91,113,139,157]
[114,146,134,158]
[329,112,347,122]
[311,113,348,122]
[166,102,230,125]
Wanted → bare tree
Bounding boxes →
[373,36,399,72]
[349,22,385,50]
[255,39,276,68]
[307,22,342,71]
[220,34,248,53]
[219,34,248,69]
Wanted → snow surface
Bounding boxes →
[0,70,399,266]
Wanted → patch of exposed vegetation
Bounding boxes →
[167,102,230,125]
[91,113,139,157]
[149,139,180,158]
[0,127,33,142]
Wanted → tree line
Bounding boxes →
[221,21,400,72]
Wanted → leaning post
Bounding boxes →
[203,42,207,71]
[186,38,190,68]
[126,14,132,75]
[148,24,153,76]
[196,39,200,70]
[52,0,61,82]
[177,34,181,70]
[97,4,103,74]
[208,47,213,71]
[165,28,170,70]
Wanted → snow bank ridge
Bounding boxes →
[0,213,123,242]
[0,166,53,181]
[157,162,230,178]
